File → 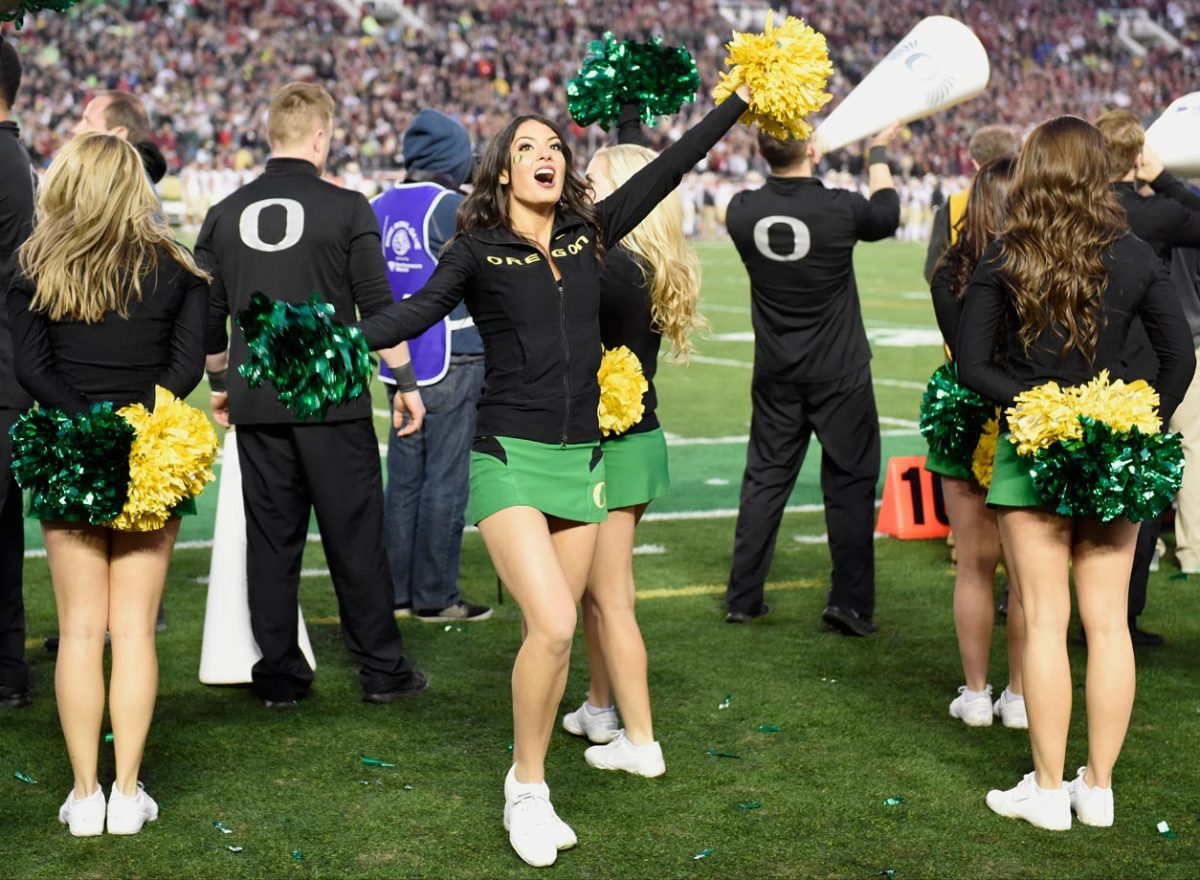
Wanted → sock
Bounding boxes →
[1004,686,1023,703]
[584,702,613,715]
[963,686,991,702]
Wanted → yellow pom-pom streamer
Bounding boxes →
[108,386,219,532]
[971,416,1000,489]
[712,11,834,141]
[597,346,648,437]
[1006,370,1161,457]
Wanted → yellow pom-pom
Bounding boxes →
[108,386,219,532]
[1006,370,1163,458]
[971,415,1000,489]
[597,346,649,437]
[712,11,834,141]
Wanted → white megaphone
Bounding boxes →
[813,16,990,152]
[1145,92,1200,178]
[199,430,316,684]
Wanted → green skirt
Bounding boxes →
[26,493,198,525]
[986,434,1044,509]
[602,427,671,510]
[466,436,608,525]
[923,445,971,481]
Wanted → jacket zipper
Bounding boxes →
[557,280,570,446]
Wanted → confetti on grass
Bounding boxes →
[718,695,732,710]
[1158,820,1176,840]
[705,750,741,759]
[360,756,395,768]
[883,796,907,807]
[737,801,762,810]
[692,847,714,861]
[226,845,244,853]
[213,821,233,834]
[758,724,781,733]
[14,771,36,784]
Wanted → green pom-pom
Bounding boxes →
[236,291,373,421]
[566,33,700,128]
[1028,416,1184,523]
[919,364,997,471]
[9,403,134,523]
[1,1,84,29]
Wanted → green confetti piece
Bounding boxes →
[442,624,465,633]
[736,801,762,810]
[883,796,906,807]
[1157,820,1176,840]
[718,695,732,710]
[226,845,243,853]
[292,849,304,861]
[213,821,233,834]
[14,771,37,785]
[506,742,514,752]
[104,732,114,744]
[705,750,740,759]
[1170,573,1190,581]
[880,871,896,879]
[758,724,781,733]
[403,784,414,791]
[692,847,714,861]
[360,756,395,768]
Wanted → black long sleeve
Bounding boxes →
[923,203,951,284]
[929,260,963,356]
[615,103,651,148]
[7,277,90,414]
[196,210,230,355]
[346,195,396,318]
[156,272,211,399]
[598,95,746,248]
[1150,170,1200,212]
[853,188,902,242]
[355,239,474,349]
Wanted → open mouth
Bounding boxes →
[534,166,556,187]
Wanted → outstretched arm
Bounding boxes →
[354,240,475,349]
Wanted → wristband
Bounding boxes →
[206,368,228,393]
[392,361,418,393]
[868,145,888,166]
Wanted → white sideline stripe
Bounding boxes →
[373,408,390,418]
[876,378,926,391]
[689,355,929,394]
[879,416,919,429]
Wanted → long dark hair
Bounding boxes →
[935,156,1015,301]
[455,114,605,263]
[999,115,1127,363]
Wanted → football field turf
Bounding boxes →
[3,240,1198,878]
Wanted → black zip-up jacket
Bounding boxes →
[0,120,36,409]
[357,95,747,445]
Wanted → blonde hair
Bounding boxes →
[19,133,208,323]
[593,144,706,360]
[1095,109,1144,180]
[268,82,335,149]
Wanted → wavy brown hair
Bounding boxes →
[998,116,1128,363]
[20,133,208,323]
[456,114,605,263]
[934,156,1015,301]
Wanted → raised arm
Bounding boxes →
[597,93,748,247]
[615,102,652,148]
[956,245,1023,406]
[7,274,90,414]
[155,268,210,401]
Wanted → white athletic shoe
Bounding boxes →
[58,787,105,837]
[993,688,1029,729]
[106,782,159,835]
[986,772,1071,831]
[561,700,619,744]
[1068,767,1114,828]
[584,730,666,778]
[949,685,993,727]
[502,768,576,867]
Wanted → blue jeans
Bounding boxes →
[385,360,484,611]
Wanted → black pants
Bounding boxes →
[0,408,27,691]
[726,366,881,619]
[237,420,417,701]
[1127,514,1162,624]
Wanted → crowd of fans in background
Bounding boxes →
[5,0,1198,236]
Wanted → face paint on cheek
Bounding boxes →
[512,154,523,164]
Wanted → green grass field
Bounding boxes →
[3,240,1199,878]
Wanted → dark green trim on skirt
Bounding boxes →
[923,445,971,481]
[986,434,1044,509]
[467,436,608,525]
[26,493,198,524]
[602,427,670,510]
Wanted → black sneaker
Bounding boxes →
[1129,624,1165,647]
[393,603,413,619]
[363,670,430,702]
[822,605,877,637]
[725,603,771,624]
[262,698,300,710]
[156,603,167,633]
[413,601,493,622]
[0,685,32,709]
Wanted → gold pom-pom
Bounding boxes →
[1007,370,1162,457]
[108,386,219,532]
[711,11,834,141]
[597,346,648,437]
[971,416,1000,489]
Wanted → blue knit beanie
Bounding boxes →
[402,109,472,188]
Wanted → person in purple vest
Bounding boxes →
[373,110,491,622]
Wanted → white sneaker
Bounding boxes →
[106,782,159,835]
[561,700,619,744]
[1068,767,1114,827]
[986,772,1071,831]
[949,685,993,727]
[502,767,576,867]
[993,688,1029,729]
[584,730,666,778]
[58,787,105,837]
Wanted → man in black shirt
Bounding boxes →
[1099,110,1200,646]
[198,83,427,706]
[0,34,34,708]
[723,125,901,636]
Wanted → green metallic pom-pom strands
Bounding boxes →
[8,403,135,523]
[567,33,700,128]
[918,364,996,469]
[0,0,83,29]
[236,292,373,421]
